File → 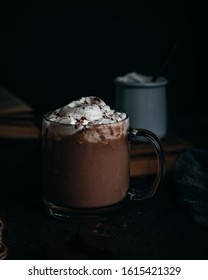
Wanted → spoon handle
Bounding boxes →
[152,43,177,82]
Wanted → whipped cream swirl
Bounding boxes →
[46,96,126,129]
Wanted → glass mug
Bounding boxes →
[42,113,165,222]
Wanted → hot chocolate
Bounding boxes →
[42,96,166,222]
[42,96,129,216]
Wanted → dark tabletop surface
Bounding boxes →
[1,137,208,260]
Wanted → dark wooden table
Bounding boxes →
[1,137,208,260]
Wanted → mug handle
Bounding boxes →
[128,128,166,200]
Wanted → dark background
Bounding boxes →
[1,1,208,260]
[0,1,205,144]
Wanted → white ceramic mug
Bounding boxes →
[115,76,168,139]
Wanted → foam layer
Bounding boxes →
[116,72,153,84]
[46,96,126,127]
[43,96,128,142]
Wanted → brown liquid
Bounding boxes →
[42,121,129,209]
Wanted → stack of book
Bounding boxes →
[0,86,40,139]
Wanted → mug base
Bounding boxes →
[43,199,127,223]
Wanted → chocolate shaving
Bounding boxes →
[93,97,101,102]
[74,117,87,129]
